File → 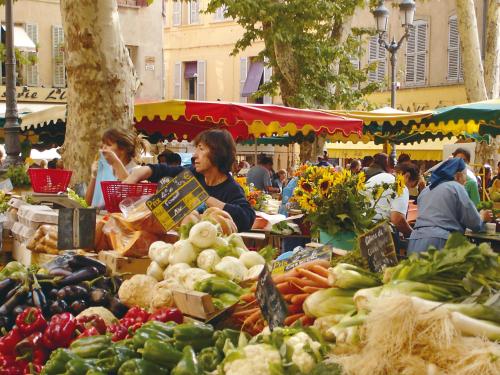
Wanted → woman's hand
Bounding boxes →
[90,160,98,179]
[123,166,153,184]
[480,209,493,222]
[100,147,121,168]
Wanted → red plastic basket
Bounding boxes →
[28,168,72,193]
[101,181,158,213]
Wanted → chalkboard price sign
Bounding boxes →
[358,222,398,272]
[255,265,288,331]
[146,170,209,231]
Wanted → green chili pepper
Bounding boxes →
[96,345,139,373]
[141,338,183,369]
[213,329,242,352]
[194,277,243,296]
[173,322,214,352]
[132,325,174,349]
[64,358,100,375]
[70,335,112,359]
[197,346,222,372]
[41,348,77,375]
[117,358,168,375]
[171,346,203,375]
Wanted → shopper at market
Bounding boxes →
[452,148,480,206]
[86,128,148,207]
[272,169,288,192]
[365,153,390,180]
[366,162,420,238]
[349,159,362,174]
[488,161,500,188]
[124,129,256,232]
[408,158,491,253]
[362,155,374,170]
[247,155,280,193]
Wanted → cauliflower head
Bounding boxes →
[223,344,282,375]
[118,274,157,309]
[286,332,322,373]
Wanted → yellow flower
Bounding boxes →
[318,175,334,196]
[375,186,384,200]
[357,172,366,191]
[396,174,406,196]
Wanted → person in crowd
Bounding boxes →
[47,158,58,169]
[124,129,255,232]
[365,153,390,180]
[362,155,374,171]
[349,159,362,174]
[489,161,500,188]
[272,169,288,192]
[157,150,172,164]
[86,128,148,207]
[408,158,492,253]
[247,155,280,193]
[366,161,420,238]
[56,159,64,169]
[398,153,411,164]
[452,148,480,206]
[477,165,492,197]
[39,160,48,169]
[164,152,182,167]
[317,156,330,167]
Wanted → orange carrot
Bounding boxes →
[299,316,315,326]
[287,277,320,287]
[302,258,331,269]
[303,286,322,293]
[277,282,303,295]
[272,269,299,283]
[284,313,304,326]
[296,268,330,288]
[242,310,262,328]
[291,293,310,305]
[283,294,295,303]
[308,264,330,278]
[287,304,304,314]
[232,307,259,319]
[240,293,256,303]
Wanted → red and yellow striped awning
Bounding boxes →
[134,100,363,142]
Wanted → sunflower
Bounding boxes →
[318,175,334,196]
[396,174,406,196]
[300,180,314,193]
[356,172,366,191]
[375,186,385,200]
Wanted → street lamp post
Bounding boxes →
[372,0,416,163]
[3,0,22,169]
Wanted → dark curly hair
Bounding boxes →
[193,129,236,174]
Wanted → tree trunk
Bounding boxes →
[484,0,500,99]
[60,0,138,184]
[455,0,488,102]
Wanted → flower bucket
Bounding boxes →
[319,230,356,251]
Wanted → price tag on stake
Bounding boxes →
[358,222,398,272]
[146,169,209,231]
[255,264,288,330]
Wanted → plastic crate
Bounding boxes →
[28,168,72,193]
[101,181,158,213]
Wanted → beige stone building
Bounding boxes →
[0,0,165,102]
[162,0,489,111]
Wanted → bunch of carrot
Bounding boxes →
[231,259,331,335]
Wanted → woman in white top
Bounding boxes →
[85,128,148,207]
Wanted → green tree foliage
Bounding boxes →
[206,0,379,110]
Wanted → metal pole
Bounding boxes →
[3,0,22,168]
[389,44,397,163]
[254,138,258,165]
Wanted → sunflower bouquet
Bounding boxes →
[293,165,404,235]
[235,176,268,211]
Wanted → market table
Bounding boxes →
[465,231,500,252]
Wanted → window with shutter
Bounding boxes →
[447,16,463,82]
[52,25,65,88]
[406,20,428,86]
[24,23,38,86]
[174,62,182,99]
[368,36,386,82]
[196,60,206,101]
[240,57,248,103]
[263,58,272,104]
[173,1,181,26]
[214,5,227,21]
[188,1,199,24]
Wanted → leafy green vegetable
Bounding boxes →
[3,165,30,187]
[67,188,88,208]
[330,248,370,270]
[259,245,278,263]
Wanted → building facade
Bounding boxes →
[0,0,165,102]
[163,0,488,111]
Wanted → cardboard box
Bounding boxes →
[98,250,151,277]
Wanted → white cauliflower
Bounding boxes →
[223,344,282,375]
[150,280,176,311]
[286,332,322,373]
[118,274,157,309]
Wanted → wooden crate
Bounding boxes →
[98,250,151,277]
[172,289,216,320]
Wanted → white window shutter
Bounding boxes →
[415,22,427,84]
[174,62,182,99]
[405,26,416,83]
[52,25,65,87]
[189,1,199,24]
[263,59,272,104]
[240,57,248,103]
[196,60,206,101]
[368,36,385,82]
[447,16,462,81]
[173,1,181,26]
[24,23,38,86]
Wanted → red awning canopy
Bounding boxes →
[134,100,363,142]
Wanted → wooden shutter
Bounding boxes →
[173,1,181,26]
[406,20,427,85]
[52,25,65,87]
[368,36,385,82]
[25,23,38,86]
[240,57,248,103]
[189,1,199,24]
[174,62,182,99]
[263,58,272,104]
[447,15,463,81]
[196,60,206,101]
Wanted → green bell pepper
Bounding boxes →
[132,326,174,349]
[117,358,168,375]
[86,371,107,375]
[41,348,77,375]
[213,329,242,352]
[173,322,214,352]
[195,277,243,296]
[141,338,183,369]
[70,335,112,359]
[96,345,139,374]
[64,358,100,375]
[197,346,222,372]
[171,346,203,375]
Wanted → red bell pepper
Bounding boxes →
[75,314,106,335]
[1,359,27,375]
[23,363,43,375]
[42,313,77,350]
[76,326,101,339]
[15,308,47,336]
[15,332,43,360]
[0,328,23,356]
[148,308,183,324]
[107,323,129,342]
[123,307,150,324]
[0,353,15,368]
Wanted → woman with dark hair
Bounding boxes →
[125,129,255,232]
[365,153,389,180]
[349,159,362,174]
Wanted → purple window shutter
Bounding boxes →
[241,61,264,97]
